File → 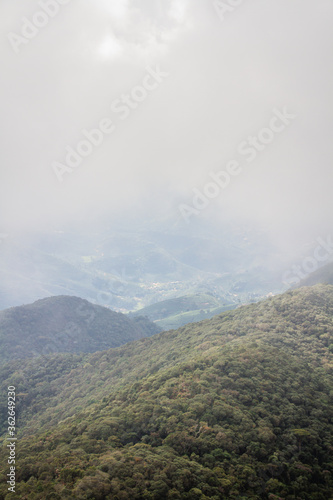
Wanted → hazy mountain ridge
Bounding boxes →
[130,293,238,330]
[0,285,332,498]
[0,225,285,313]
[295,261,333,288]
[0,295,159,365]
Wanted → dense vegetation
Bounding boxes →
[0,296,159,365]
[0,285,333,499]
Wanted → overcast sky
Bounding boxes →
[0,0,332,251]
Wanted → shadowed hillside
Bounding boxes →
[0,295,160,364]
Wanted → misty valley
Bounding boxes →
[1,1,332,498]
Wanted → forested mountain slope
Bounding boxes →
[0,285,332,499]
[0,295,159,364]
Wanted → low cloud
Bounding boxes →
[0,0,332,253]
